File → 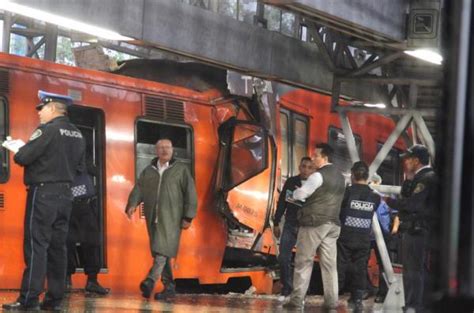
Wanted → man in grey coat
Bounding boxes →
[125,139,197,300]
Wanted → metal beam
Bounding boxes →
[11,0,388,103]
[339,111,360,164]
[334,105,437,117]
[306,22,335,70]
[408,84,418,108]
[348,51,404,77]
[368,113,413,178]
[264,0,408,43]
[338,75,442,86]
[44,23,57,61]
[412,112,436,162]
[26,37,45,57]
[1,12,12,53]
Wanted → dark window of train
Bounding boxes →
[0,97,9,183]
[376,143,402,186]
[328,126,362,181]
[292,117,308,176]
[280,112,289,180]
[280,108,309,185]
[226,123,267,190]
[135,119,194,181]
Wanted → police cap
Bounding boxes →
[36,90,73,111]
[402,144,430,165]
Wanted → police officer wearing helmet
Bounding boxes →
[2,91,85,311]
[386,144,437,313]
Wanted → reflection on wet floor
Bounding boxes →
[0,291,387,312]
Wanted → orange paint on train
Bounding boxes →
[0,53,403,295]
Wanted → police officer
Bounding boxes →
[386,144,437,313]
[273,157,314,296]
[2,91,85,311]
[67,162,109,295]
[337,161,381,312]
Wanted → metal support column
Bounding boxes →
[1,12,12,53]
[412,112,436,162]
[338,111,360,163]
[368,113,413,178]
[372,213,405,312]
[44,23,58,61]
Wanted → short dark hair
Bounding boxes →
[351,161,369,181]
[300,156,312,164]
[315,143,334,160]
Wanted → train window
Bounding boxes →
[280,108,309,184]
[280,112,289,179]
[0,97,9,183]
[292,117,308,175]
[328,126,362,179]
[135,119,193,180]
[227,123,267,189]
[376,143,402,186]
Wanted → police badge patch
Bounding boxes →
[413,183,425,194]
[29,129,42,141]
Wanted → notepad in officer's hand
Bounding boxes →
[2,137,25,154]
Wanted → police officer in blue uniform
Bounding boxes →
[2,91,85,311]
[337,161,381,312]
[386,144,437,313]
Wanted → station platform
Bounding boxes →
[0,290,390,312]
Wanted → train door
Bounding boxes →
[279,109,309,185]
[68,106,106,271]
[216,117,276,239]
[0,95,8,184]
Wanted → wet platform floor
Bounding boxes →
[0,290,389,312]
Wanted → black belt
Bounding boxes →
[29,182,71,188]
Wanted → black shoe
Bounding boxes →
[154,288,176,300]
[2,301,40,311]
[40,301,62,312]
[86,281,110,295]
[140,278,155,299]
[374,295,386,303]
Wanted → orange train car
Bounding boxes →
[0,53,404,294]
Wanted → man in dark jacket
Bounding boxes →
[2,91,85,311]
[125,139,197,300]
[337,161,381,312]
[386,144,437,313]
[67,162,109,295]
[273,157,314,296]
[283,143,346,311]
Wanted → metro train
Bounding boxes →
[0,52,404,294]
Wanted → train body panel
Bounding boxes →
[0,53,404,294]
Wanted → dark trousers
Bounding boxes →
[18,183,73,306]
[67,243,101,277]
[278,223,298,294]
[402,232,428,310]
[337,232,371,299]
